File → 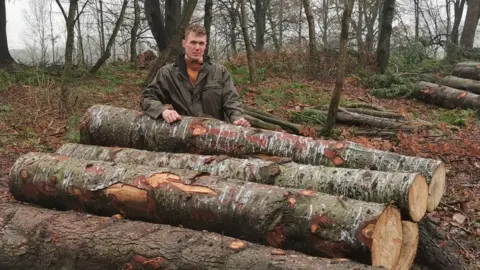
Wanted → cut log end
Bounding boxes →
[371,205,403,269]
[407,174,429,222]
[427,163,446,212]
[394,221,419,270]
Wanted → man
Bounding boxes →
[140,24,250,127]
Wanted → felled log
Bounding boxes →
[314,105,405,120]
[416,81,480,110]
[415,217,467,270]
[245,110,304,134]
[451,62,480,80]
[57,143,428,221]
[244,114,282,131]
[10,152,404,268]
[0,203,379,270]
[303,108,416,131]
[79,104,446,212]
[442,75,480,95]
[394,221,419,270]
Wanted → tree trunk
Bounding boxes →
[229,1,238,55]
[302,0,318,76]
[144,0,167,51]
[452,62,480,80]
[376,0,396,74]
[145,0,198,85]
[99,0,106,54]
[240,0,258,83]
[254,0,267,52]
[459,0,480,49]
[394,221,419,270]
[79,104,446,212]
[415,217,468,270]
[75,9,85,66]
[322,0,355,134]
[130,0,140,62]
[57,0,78,113]
[451,0,466,44]
[165,0,181,43]
[204,0,213,55]
[414,0,419,41]
[10,152,403,268]
[57,143,429,221]
[0,202,378,270]
[442,75,480,95]
[89,0,129,74]
[417,81,480,110]
[0,0,14,67]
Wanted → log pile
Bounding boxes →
[416,62,480,110]
[6,104,460,270]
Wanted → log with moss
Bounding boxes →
[57,143,428,221]
[451,62,480,80]
[10,152,404,268]
[416,81,480,110]
[79,104,446,212]
[0,202,381,270]
[442,75,480,95]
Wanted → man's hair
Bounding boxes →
[184,24,207,39]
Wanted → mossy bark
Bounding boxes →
[9,152,402,266]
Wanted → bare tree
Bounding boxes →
[23,0,51,66]
[322,0,355,135]
[56,0,89,112]
[252,0,270,51]
[0,0,14,67]
[90,0,129,73]
[302,0,318,75]
[130,0,140,62]
[376,0,396,74]
[459,0,480,49]
[241,0,258,82]
[451,0,466,44]
[204,0,213,55]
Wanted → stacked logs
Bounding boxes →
[7,104,452,270]
[417,62,480,110]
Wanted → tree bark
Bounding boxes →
[79,105,446,212]
[315,105,405,119]
[130,0,140,62]
[442,75,480,95]
[0,202,378,270]
[89,0,129,74]
[98,0,106,53]
[56,0,78,113]
[322,0,355,134]
[452,62,480,80]
[204,0,213,55]
[451,0,466,44]
[56,143,429,221]
[75,9,85,66]
[144,0,167,51]
[415,217,468,270]
[416,81,480,110]
[459,0,480,49]
[254,0,268,52]
[376,0,396,74]
[240,0,258,83]
[302,0,318,76]
[165,0,181,43]
[0,0,14,67]
[10,152,403,268]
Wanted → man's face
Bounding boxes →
[182,32,207,62]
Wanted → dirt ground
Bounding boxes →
[0,68,479,269]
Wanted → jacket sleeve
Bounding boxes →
[221,67,245,123]
[140,68,171,120]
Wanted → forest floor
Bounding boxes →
[0,64,479,269]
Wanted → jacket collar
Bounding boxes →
[175,54,211,79]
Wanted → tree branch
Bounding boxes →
[55,0,68,21]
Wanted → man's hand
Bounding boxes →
[162,109,182,123]
[233,117,250,127]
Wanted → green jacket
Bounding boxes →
[140,55,244,123]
